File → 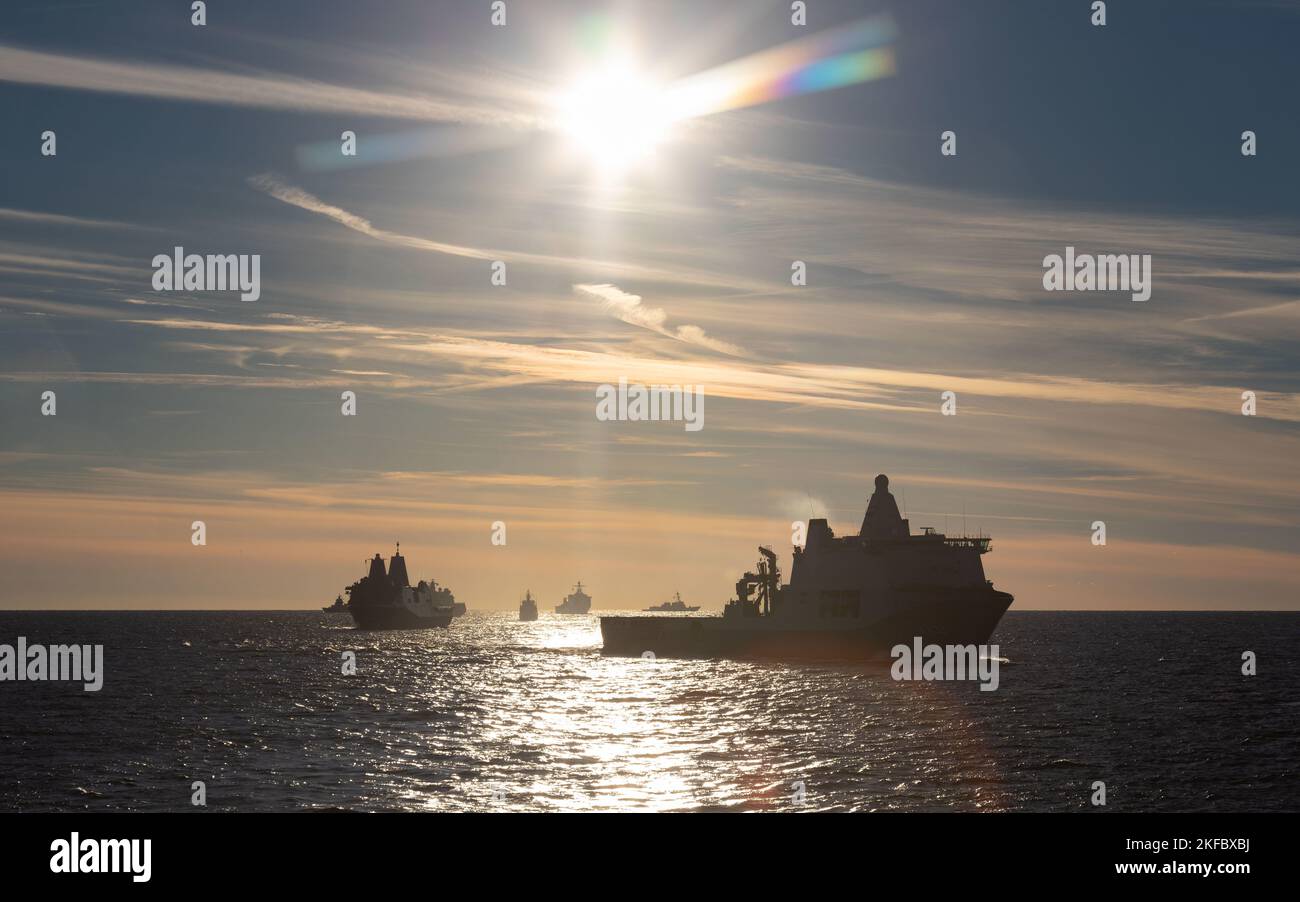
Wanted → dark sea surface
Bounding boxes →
[0,611,1295,812]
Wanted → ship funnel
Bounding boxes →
[388,544,411,587]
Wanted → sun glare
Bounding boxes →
[555,64,677,174]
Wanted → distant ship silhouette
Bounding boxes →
[555,582,592,614]
[601,475,1013,659]
[644,593,699,612]
[322,595,348,613]
[519,589,538,621]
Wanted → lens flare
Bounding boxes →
[665,15,898,120]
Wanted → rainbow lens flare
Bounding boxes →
[666,15,898,121]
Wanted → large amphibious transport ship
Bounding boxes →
[601,475,1013,659]
[345,544,456,630]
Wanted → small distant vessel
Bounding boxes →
[424,587,466,618]
[519,590,538,621]
[345,544,455,630]
[322,595,348,613]
[644,592,700,612]
[601,474,1013,660]
[555,581,592,614]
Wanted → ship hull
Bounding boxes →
[350,606,453,630]
[601,590,1012,660]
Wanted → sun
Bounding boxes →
[554,63,677,174]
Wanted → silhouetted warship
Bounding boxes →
[644,592,699,612]
[555,582,592,614]
[601,475,1013,659]
[519,589,538,621]
[322,595,348,613]
[345,544,455,630]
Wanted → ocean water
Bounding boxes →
[0,611,1295,812]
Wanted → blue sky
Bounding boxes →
[2,0,1299,610]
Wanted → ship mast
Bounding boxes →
[758,546,778,615]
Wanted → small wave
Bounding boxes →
[1042,758,1088,769]
[392,710,456,722]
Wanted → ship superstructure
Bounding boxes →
[601,475,1013,659]
[345,544,456,630]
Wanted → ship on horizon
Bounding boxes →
[555,582,592,614]
[345,544,456,630]
[601,474,1013,660]
[519,589,538,621]
[644,592,700,612]
[322,595,348,613]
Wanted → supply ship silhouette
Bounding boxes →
[601,475,1013,659]
[345,544,456,630]
[555,582,592,614]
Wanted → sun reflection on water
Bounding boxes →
[356,612,1009,812]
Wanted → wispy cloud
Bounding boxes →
[0,207,151,230]
[574,283,743,355]
[718,153,1300,320]
[249,173,496,260]
[70,306,1300,422]
[248,173,772,292]
[0,43,537,127]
